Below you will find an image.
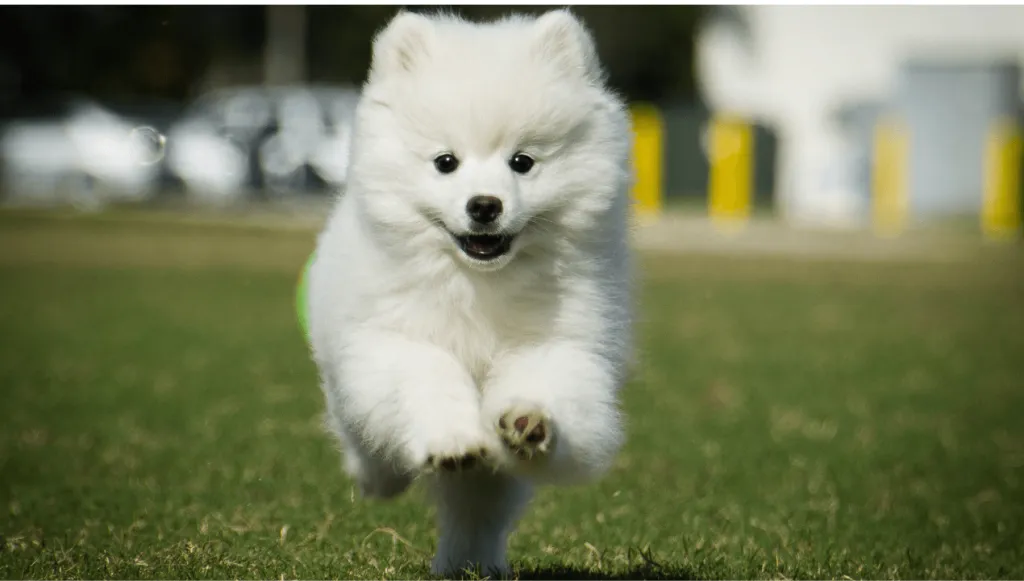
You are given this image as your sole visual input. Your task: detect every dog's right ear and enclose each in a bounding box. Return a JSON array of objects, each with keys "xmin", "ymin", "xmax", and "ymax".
[{"xmin": 368, "ymin": 10, "xmax": 435, "ymax": 82}]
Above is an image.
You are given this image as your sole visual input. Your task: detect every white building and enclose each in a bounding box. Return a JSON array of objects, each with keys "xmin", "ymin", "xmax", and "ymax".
[{"xmin": 696, "ymin": 5, "xmax": 1024, "ymax": 228}]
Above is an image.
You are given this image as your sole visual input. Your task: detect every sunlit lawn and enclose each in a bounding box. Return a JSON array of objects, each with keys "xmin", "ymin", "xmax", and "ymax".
[{"xmin": 1, "ymin": 210, "xmax": 1022, "ymax": 579}]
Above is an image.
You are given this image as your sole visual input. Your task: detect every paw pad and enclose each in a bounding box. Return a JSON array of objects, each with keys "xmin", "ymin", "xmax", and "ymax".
[
  {"xmin": 497, "ymin": 408, "xmax": 552, "ymax": 459},
  {"xmin": 424, "ymin": 448, "xmax": 488, "ymax": 473}
]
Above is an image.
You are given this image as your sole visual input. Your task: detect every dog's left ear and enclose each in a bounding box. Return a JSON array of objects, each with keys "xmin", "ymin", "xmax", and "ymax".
[{"xmin": 532, "ymin": 10, "xmax": 604, "ymax": 85}]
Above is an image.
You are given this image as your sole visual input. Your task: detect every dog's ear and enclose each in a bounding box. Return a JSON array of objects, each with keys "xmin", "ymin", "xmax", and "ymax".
[
  {"xmin": 532, "ymin": 10, "xmax": 604, "ymax": 85},
  {"xmin": 369, "ymin": 10, "xmax": 435, "ymax": 81}
]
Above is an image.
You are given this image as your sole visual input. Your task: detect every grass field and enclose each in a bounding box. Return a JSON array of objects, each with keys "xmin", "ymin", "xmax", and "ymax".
[{"xmin": 1, "ymin": 210, "xmax": 1023, "ymax": 580}]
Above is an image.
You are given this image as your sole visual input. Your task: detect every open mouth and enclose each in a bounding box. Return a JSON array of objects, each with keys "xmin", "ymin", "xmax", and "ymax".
[{"xmin": 453, "ymin": 233, "xmax": 515, "ymax": 261}]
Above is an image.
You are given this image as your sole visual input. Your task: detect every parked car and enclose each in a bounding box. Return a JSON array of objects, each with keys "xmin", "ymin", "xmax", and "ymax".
[
  {"xmin": 0, "ymin": 95, "xmax": 182, "ymax": 210},
  {"xmin": 165, "ymin": 84, "xmax": 361, "ymax": 205}
]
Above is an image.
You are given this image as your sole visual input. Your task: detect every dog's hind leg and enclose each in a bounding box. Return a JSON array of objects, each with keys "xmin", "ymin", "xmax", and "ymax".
[
  {"xmin": 322, "ymin": 376, "xmax": 414, "ymax": 499},
  {"xmin": 338, "ymin": 428, "xmax": 414, "ymax": 499},
  {"xmin": 428, "ymin": 470, "xmax": 533, "ymax": 578}
]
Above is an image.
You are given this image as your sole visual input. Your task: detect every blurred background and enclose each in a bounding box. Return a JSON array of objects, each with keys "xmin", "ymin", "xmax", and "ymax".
[
  {"xmin": 1, "ymin": 4, "xmax": 1021, "ymax": 242},
  {"xmin": 0, "ymin": 5, "xmax": 719, "ymax": 215},
  {"xmin": 2, "ymin": 6, "xmax": 1024, "ymax": 579}
]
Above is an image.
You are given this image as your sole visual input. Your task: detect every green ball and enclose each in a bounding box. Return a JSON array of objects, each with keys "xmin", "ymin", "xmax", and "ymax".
[{"xmin": 296, "ymin": 250, "xmax": 316, "ymax": 341}]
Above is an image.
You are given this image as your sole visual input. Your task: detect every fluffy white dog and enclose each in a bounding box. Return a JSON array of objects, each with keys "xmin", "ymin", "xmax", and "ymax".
[{"xmin": 306, "ymin": 8, "xmax": 634, "ymax": 577}]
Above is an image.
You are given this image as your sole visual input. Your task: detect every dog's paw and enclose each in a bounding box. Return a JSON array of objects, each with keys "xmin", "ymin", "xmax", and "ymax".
[
  {"xmin": 424, "ymin": 447, "xmax": 490, "ymax": 473},
  {"xmin": 497, "ymin": 406, "xmax": 552, "ymax": 459},
  {"xmin": 407, "ymin": 421, "xmax": 499, "ymax": 474}
]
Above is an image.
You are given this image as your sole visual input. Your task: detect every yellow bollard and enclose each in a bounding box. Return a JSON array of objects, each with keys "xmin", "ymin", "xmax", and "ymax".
[
  {"xmin": 707, "ymin": 115, "xmax": 754, "ymax": 233},
  {"xmin": 871, "ymin": 118, "xmax": 910, "ymax": 238},
  {"xmin": 630, "ymin": 104, "xmax": 664, "ymax": 223},
  {"xmin": 981, "ymin": 118, "xmax": 1022, "ymax": 242}
]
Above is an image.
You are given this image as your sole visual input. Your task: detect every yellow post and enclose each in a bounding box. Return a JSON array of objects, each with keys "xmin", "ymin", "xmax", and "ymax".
[
  {"xmin": 630, "ymin": 104, "xmax": 664, "ymax": 222},
  {"xmin": 871, "ymin": 118, "xmax": 910, "ymax": 238},
  {"xmin": 982, "ymin": 118, "xmax": 1022, "ymax": 241},
  {"xmin": 707, "ymin": 115, "xmax": 754, "ymax": 233}
]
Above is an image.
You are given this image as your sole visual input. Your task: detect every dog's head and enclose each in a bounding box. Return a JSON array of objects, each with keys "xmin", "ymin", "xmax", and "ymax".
[{"xmin": 348, "ymin": 10, "xmax": 631, "ymax": 271}]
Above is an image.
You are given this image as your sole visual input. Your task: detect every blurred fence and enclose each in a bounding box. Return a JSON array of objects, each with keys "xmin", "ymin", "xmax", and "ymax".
[{"xmin": 633, "ymin": 59, "xmax": 1024, "ymax": 241}]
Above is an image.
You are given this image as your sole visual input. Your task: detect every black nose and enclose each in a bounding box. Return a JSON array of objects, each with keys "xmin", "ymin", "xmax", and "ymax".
[{"xmin": 466, "ymin": 195, "xmax": 503, "ymax": 224}]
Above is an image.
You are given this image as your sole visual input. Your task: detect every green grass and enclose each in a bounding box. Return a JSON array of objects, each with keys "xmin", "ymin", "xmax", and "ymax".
[{"xmin": 1, "ymin": 211, "xmax": 1023, "ymax": 579}]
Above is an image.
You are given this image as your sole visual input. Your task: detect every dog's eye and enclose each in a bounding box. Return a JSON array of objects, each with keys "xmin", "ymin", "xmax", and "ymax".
[
  {"xmin": 509, "ymin": 153, "xmax": 535, "ymax": 174},
  {"xmin": 433, "ymin": 153, "xmax": 459, "ymax": 174}
]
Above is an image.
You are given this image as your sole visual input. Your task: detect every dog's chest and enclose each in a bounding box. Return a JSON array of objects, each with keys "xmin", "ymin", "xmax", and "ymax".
[{"xmin": 378, "ymin": 276, "xmax": 556, "ymax": 382}]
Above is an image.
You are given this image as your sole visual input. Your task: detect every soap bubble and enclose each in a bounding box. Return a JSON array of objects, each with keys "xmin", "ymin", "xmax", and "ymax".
[{"xmin": 129, "ymin": 126, "xmax": 167, "ymax": 165}]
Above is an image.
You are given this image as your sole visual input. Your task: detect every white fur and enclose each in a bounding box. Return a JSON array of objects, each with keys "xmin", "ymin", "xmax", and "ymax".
[{"xmin": 306, "ymin": 9, "xmax": 634, "ymax": 577}]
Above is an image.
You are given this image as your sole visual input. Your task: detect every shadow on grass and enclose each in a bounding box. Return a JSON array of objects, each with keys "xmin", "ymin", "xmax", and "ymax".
[
  {"xmin": 513, "ymin": 564, "xmax": 700, "ymax": 580},
  {"xmin": 433, "ymin": 555, "xmax": 701, "ymax": 581},
  {"xmin": 428, "ymin": 547, "xmax": 702, "ymax": 580},
  {"xmin": 509, "ymin": 545, "xmax": 701, "ymax": 580}
]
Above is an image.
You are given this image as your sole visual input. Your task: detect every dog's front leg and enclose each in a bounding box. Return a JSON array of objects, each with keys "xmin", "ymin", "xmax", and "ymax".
[
  {"xmin": 331, "ymin": 330, "xmax": 500, "ymax": 480},
  {"xmin": 481, "ymin": 341, "xmax": 626, "ymax": 486}
]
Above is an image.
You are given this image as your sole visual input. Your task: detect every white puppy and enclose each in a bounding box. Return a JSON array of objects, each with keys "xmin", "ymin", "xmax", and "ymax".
[{"xmin": 306, "ymin": 8, "xmax": 634, "ymax": 577}]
